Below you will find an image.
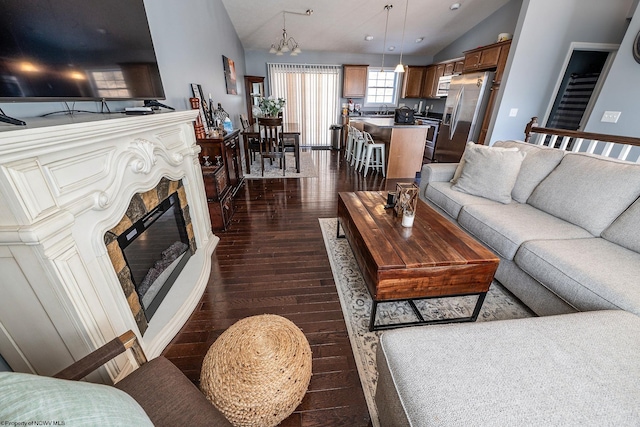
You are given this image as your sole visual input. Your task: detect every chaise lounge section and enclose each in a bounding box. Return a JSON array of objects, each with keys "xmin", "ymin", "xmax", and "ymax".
[{"xmin": 376, "ymin": 310, "xmax": 640, "ymax": 426}]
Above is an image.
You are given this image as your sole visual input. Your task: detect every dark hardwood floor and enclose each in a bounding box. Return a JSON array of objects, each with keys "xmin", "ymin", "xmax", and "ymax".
[{"xmin": 162, "ymin": 149, "xmax": 394, "ymax": 426}]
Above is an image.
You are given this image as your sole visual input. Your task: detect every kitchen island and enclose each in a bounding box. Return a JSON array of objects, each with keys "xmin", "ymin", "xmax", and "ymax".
[{"xmin": 349, "ymin": 117, "xmax": 430, "ymax": 179}]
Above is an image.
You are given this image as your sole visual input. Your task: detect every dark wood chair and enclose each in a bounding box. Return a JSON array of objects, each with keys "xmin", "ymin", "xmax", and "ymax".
[
  {"xmin": 258, "ymin": 117, "xmax": 285, "ymax": 176},
  {"xmin": 54, "ymin": 330, "xmax": 232, "ymax": 426},
  {"xmin": 240, "ymin": 114, "xmax": 260, "ymax": 163}
]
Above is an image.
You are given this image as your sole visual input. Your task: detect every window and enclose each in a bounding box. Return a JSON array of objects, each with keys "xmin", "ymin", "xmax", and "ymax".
[
  {"xmin": 268, "ymin": 63, "xmax": 340, "ymax": 147},
  {"xmin": 365, "ymin": 68, "xmax": 399, "ymax": 106},
  {"xmin": 90, "ymin": 70, "xmax": 130, "ymax": 98}
]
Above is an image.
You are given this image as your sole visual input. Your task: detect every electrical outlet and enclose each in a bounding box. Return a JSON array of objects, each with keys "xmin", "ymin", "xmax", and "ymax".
[
  {"xmin": 509, "ymin": 108, "xmax": 518, "ymax": 117},
  {"xmin": 601, "ymin": 111, "xmax": 621, "ymax": 123}
]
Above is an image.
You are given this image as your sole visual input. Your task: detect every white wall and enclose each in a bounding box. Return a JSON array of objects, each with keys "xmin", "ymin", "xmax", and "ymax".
[
  {"xmin": 245, "ymin": 50, "xmax": 431, "ymax": 95},
  {"xmin": 489, "ymin": 0, "xmax": 633, "ymax": 143},
  {"xmin": 435, "ymin": 0, "xmax": 523, "ymax": 62},
  {"xmin": 0, "ymin": 0, "xmax": 248, "ymax": 129},
  {"xmin": 584, "ymin": 1, "xmax": 640, "ymax": 136},
  {"xmin": 145, "ymin": 0, "xmax": 246, "ymax": 127}
]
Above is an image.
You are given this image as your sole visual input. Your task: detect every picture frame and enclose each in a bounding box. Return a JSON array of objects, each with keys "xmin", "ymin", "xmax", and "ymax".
[
  {"xmin": 222, "ymin": 55, "xmax": 238, "ymax": 95},
  {"xmin": 190, "ymin": 83, "xmax": 212, "ymax": 130}
]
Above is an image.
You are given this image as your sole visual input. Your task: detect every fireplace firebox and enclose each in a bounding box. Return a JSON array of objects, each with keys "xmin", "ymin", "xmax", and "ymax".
[
  {"xmin": 118, "ymin": 192, "xmax": 191, "ymax": 321},
  {"xmin": 105, "ymin": 178, "xmax": 197, "ymax": 335}
]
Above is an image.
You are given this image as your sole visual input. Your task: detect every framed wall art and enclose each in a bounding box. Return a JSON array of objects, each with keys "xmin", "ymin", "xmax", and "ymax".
[
  {"xmin": 190, "ymin": 83, "xmax": 212, "ymax": 130},
  {"xmin": 222, "ymin": 55, "xmax": 237, "ymax": 95}
]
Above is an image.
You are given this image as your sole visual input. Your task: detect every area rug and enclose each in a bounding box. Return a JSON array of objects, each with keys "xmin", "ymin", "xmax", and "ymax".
[
  {"xmin": 318, "ymin": 217, "xmax": 534, "ymax": 427},
  {"xmin": 244, "ymin": 151, "xmax": 317, "ymax": 178}
]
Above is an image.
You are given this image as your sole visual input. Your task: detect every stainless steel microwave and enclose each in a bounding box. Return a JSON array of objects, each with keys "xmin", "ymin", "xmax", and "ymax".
[{"xmin": 436, "ymin": 75, "xmax": 452, "ymax": 97}]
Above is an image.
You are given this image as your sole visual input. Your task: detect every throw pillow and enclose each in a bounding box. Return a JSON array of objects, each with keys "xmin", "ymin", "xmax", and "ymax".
[
  {"xmin": 493, "ymin": 140, "xmax": 565, "ymax": 203},
  {"xmin": 528, "ymin": 153, "xmax": 640, "ymax": 236},
  {"xmin": 452, "ymin": 143, "xmax": 526, "ymax": 204},
  {"xmin": 602, "ymin": 197, "xmax": 640, "ymax": 253},
  {"xmin": 451, "ymin": 141, "xmax": 518, "ymax": 184},
  {"xmin": 0, "ymin": 371, "xmax": 154, "ymax": 426}
]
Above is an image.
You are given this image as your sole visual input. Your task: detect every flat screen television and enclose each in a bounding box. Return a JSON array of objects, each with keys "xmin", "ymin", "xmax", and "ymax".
[{"xmin": 0, "ymin": 0, "xmax": 165, "ymax": 101}]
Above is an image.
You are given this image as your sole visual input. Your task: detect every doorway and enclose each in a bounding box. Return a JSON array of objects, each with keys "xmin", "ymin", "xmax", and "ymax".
[{"xmin": 545, "ymin": 43, "xmax": 618, "ymax": 130}]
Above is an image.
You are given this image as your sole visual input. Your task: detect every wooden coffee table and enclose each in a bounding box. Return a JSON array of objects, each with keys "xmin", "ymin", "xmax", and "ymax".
[{"xmin": 337, "ymin": 191, "xmax": 499, "ymax": 331}]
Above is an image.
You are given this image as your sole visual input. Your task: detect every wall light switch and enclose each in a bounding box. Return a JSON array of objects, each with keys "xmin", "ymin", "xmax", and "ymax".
[
  {"xmin": 509, "ymin": 108, "xmax": 518, "ymax": 117},
  {"xmin": 601, "ymin": 111, "xmax": 621, "ymax": 123}
]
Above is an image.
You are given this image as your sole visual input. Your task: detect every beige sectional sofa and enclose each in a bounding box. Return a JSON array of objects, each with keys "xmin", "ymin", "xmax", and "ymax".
[
  {"xmin": 374, "ymin": 140, "xmax": 640, "ymax": 426},
  {"xmin": 418, "ymin": 140, "xmax": 640, "ymax": 317}
]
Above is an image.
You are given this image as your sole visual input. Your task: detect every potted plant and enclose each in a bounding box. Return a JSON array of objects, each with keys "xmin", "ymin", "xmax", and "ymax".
[{"xmin": 257, "ymin": 96, "xmax": 286, "ymax": 117}]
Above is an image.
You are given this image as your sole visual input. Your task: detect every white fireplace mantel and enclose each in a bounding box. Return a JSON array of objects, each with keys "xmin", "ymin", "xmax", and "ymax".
[{"xmin": 0, "ymin": 111, "xmax": 217, "ymax": 382}]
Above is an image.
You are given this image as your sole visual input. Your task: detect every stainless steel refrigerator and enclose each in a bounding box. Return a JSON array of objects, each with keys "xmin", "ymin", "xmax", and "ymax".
[{"xmin": 434, "ymin": 71, "xmax": 495, "ymax": 163}]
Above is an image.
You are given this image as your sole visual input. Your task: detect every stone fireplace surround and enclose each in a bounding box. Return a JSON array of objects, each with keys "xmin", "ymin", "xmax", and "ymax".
[{"xmin": 0, "ymin": 111, "xmax": 217, "ymax": 383}]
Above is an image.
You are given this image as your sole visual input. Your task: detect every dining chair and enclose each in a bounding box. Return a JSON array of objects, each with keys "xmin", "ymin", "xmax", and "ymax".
[
  {"xmin": 241, "ymin": 114, "xmax": 260, "ymax": 163},
  {"xmin": 258, "ymin": 117, "xmax": 285, "ymax": 176}
]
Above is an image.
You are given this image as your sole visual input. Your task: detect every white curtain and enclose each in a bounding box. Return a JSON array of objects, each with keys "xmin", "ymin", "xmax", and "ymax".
[{"xmin": 267, "ymin": 63, "xmax": 340, "ymax": 147}]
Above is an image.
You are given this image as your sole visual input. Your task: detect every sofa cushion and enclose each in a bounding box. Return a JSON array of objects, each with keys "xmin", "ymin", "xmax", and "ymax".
[
  {"xmin": 527, "ymin": 153, "xmax": 640, "ymax": 236},
  {"xmin": 602, "ymin": 197, "xmax": 640, "ymax": 253},
  {"xmin": 515, "ymin": 238, "xmax": 640, "ymax": 316},
  {"xmin": 375, "ymin": 310, "xmax": 640, "ymax": 427},
  {"xmin": 451, "ymin": 141, "xmax": 518, "ymax": 184},
  {"xmin": 0, "ymin": 371, "xmax": 154, "ymax": 426},
  {"xmin": 425, "ymin": 181, "xmax": 502, "ymax": 220},
  {"xmin": 458, "ymin": 203, "xmax": 593, "ymax": 260},
  {"xmin": 493, "ymin": 140, "xmax": 565, "ymax": 203},
  {"xmin": 452, "ymin": 142, "xmax": 526, "ymax": 204}
]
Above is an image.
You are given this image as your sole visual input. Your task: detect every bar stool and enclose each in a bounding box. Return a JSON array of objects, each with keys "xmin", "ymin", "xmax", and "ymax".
[
  {"xmin": 345, "ymin": 126, "xmax": 355, "ymax": 162},
  {"xmin": 360, "ymin": 131, "xmax": 386, "ymax": 177},
  {"xmin": 350, "ymin": 129, "xmax": 366, "ymax": 170}
]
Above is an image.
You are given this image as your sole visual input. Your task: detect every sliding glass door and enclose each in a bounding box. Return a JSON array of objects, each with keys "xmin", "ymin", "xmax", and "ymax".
[{"xmin": 268, "ymin": 63, "xmax": 340, "ymax": 147}]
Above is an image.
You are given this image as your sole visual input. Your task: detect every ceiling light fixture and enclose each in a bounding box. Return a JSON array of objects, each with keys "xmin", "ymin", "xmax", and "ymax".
[
  {"xmin": 365, "ymin": 35, "xmax": 374, "ymax": 41},
  {"xmin": 269, "ymin": 9, "xmax": 313, "ymax": 56},
  {"xmin": 450, "ymin": 3, "xmax": 461, "ymax": 10},
  {"xmin": 394, "ymin": 0, "xmax": 409, "ymax": 73},
  {"xmin": 415, "ymin": 37, "xmax": 424, "ymax": 43},
  {"xmin": 380, "ymin": 4, "xmax": 392, "ymax": 71}
]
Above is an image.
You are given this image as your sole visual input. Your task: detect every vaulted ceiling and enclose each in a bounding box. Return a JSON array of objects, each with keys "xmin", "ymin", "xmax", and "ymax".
[{"xmin": 221, "ymin": 0, "xmax": 512, "ymax": 57}]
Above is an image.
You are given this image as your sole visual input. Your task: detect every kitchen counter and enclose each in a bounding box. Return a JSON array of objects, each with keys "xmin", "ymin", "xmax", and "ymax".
[
  {"xmin": 349, "ymin": 117, "xmax": 432, "ymax": 128},
  {"xmin": 349, "ymin": 117, "xmax": 429, "ymax": 179}
]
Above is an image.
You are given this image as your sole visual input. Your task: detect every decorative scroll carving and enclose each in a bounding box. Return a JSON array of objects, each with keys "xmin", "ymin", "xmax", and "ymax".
[
  {"xmin": 129, "ymin": 139, "xmax": 157, "ymax": 174},
  {"xmin": 94, "ymin": 191, "xmax": 110, "ymax": 210}
]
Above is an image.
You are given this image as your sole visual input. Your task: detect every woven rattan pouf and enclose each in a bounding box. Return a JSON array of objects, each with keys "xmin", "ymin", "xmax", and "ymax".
[{"xmin": 200, "ymin": 314, "xmax": 312, "ymax": 427}]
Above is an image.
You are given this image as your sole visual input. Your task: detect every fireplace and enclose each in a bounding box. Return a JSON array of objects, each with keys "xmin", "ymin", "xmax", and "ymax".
[
  {"xmin": 105, "ymin": 178, "xmax": 197, "ymax": 335},
  {"xmin": 0, "ymin": 111, "xmax": 218, "ymax": 380}
]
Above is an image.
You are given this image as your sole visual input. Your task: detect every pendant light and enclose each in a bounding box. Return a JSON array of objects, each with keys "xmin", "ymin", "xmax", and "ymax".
[
  {"xmin": 394, "ymin": 0, "xmax": 409, "ymax": 73},
  {"xmin": 269, "ymin": 10, "xmax": 313, "ymax": 56},
  {"xmin": 380, "ymin": 5, "xmax": 392, "ymax": 72}
]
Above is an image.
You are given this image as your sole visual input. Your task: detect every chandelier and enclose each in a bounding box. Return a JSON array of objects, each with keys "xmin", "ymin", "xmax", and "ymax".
[{"xmin": 269, "ymin": 10, "xmax": 313, "ymax": 56}]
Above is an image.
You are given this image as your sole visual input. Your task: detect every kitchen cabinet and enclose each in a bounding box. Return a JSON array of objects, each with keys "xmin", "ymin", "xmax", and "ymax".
[
  {"xmin": 444, "ymin": 62, "xmax": 455, "ymax": 76},
  {"xmin": 421, "ymin": 64, "xmax": 444, "ymax": 98},
  {"xmin": 463, "ymin": 40, "xmax": 511, "ymax": 73},
  {"xmin": 197, "ymin": 130, "xmax": 244, "ymax": 231},
  {"xmin": 402, "ymin": 66, "xmax": 426, "ymax": 98},
  {"xmin": 342, "ymin": 64, "xmax": 368, "ymax": 98},
  {"xmin": 443, "ymin": 59, "xmax": 464, "ymax": 76},
  {"xmin": 453, "ymin": 60, "xmax": 464, "ymax": 74}
]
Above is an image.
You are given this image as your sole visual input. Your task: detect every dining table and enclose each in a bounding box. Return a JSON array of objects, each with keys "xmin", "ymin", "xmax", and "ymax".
[{"xmin": 241, "ymin": 122, "xmax": 301, "ymax": 173}]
